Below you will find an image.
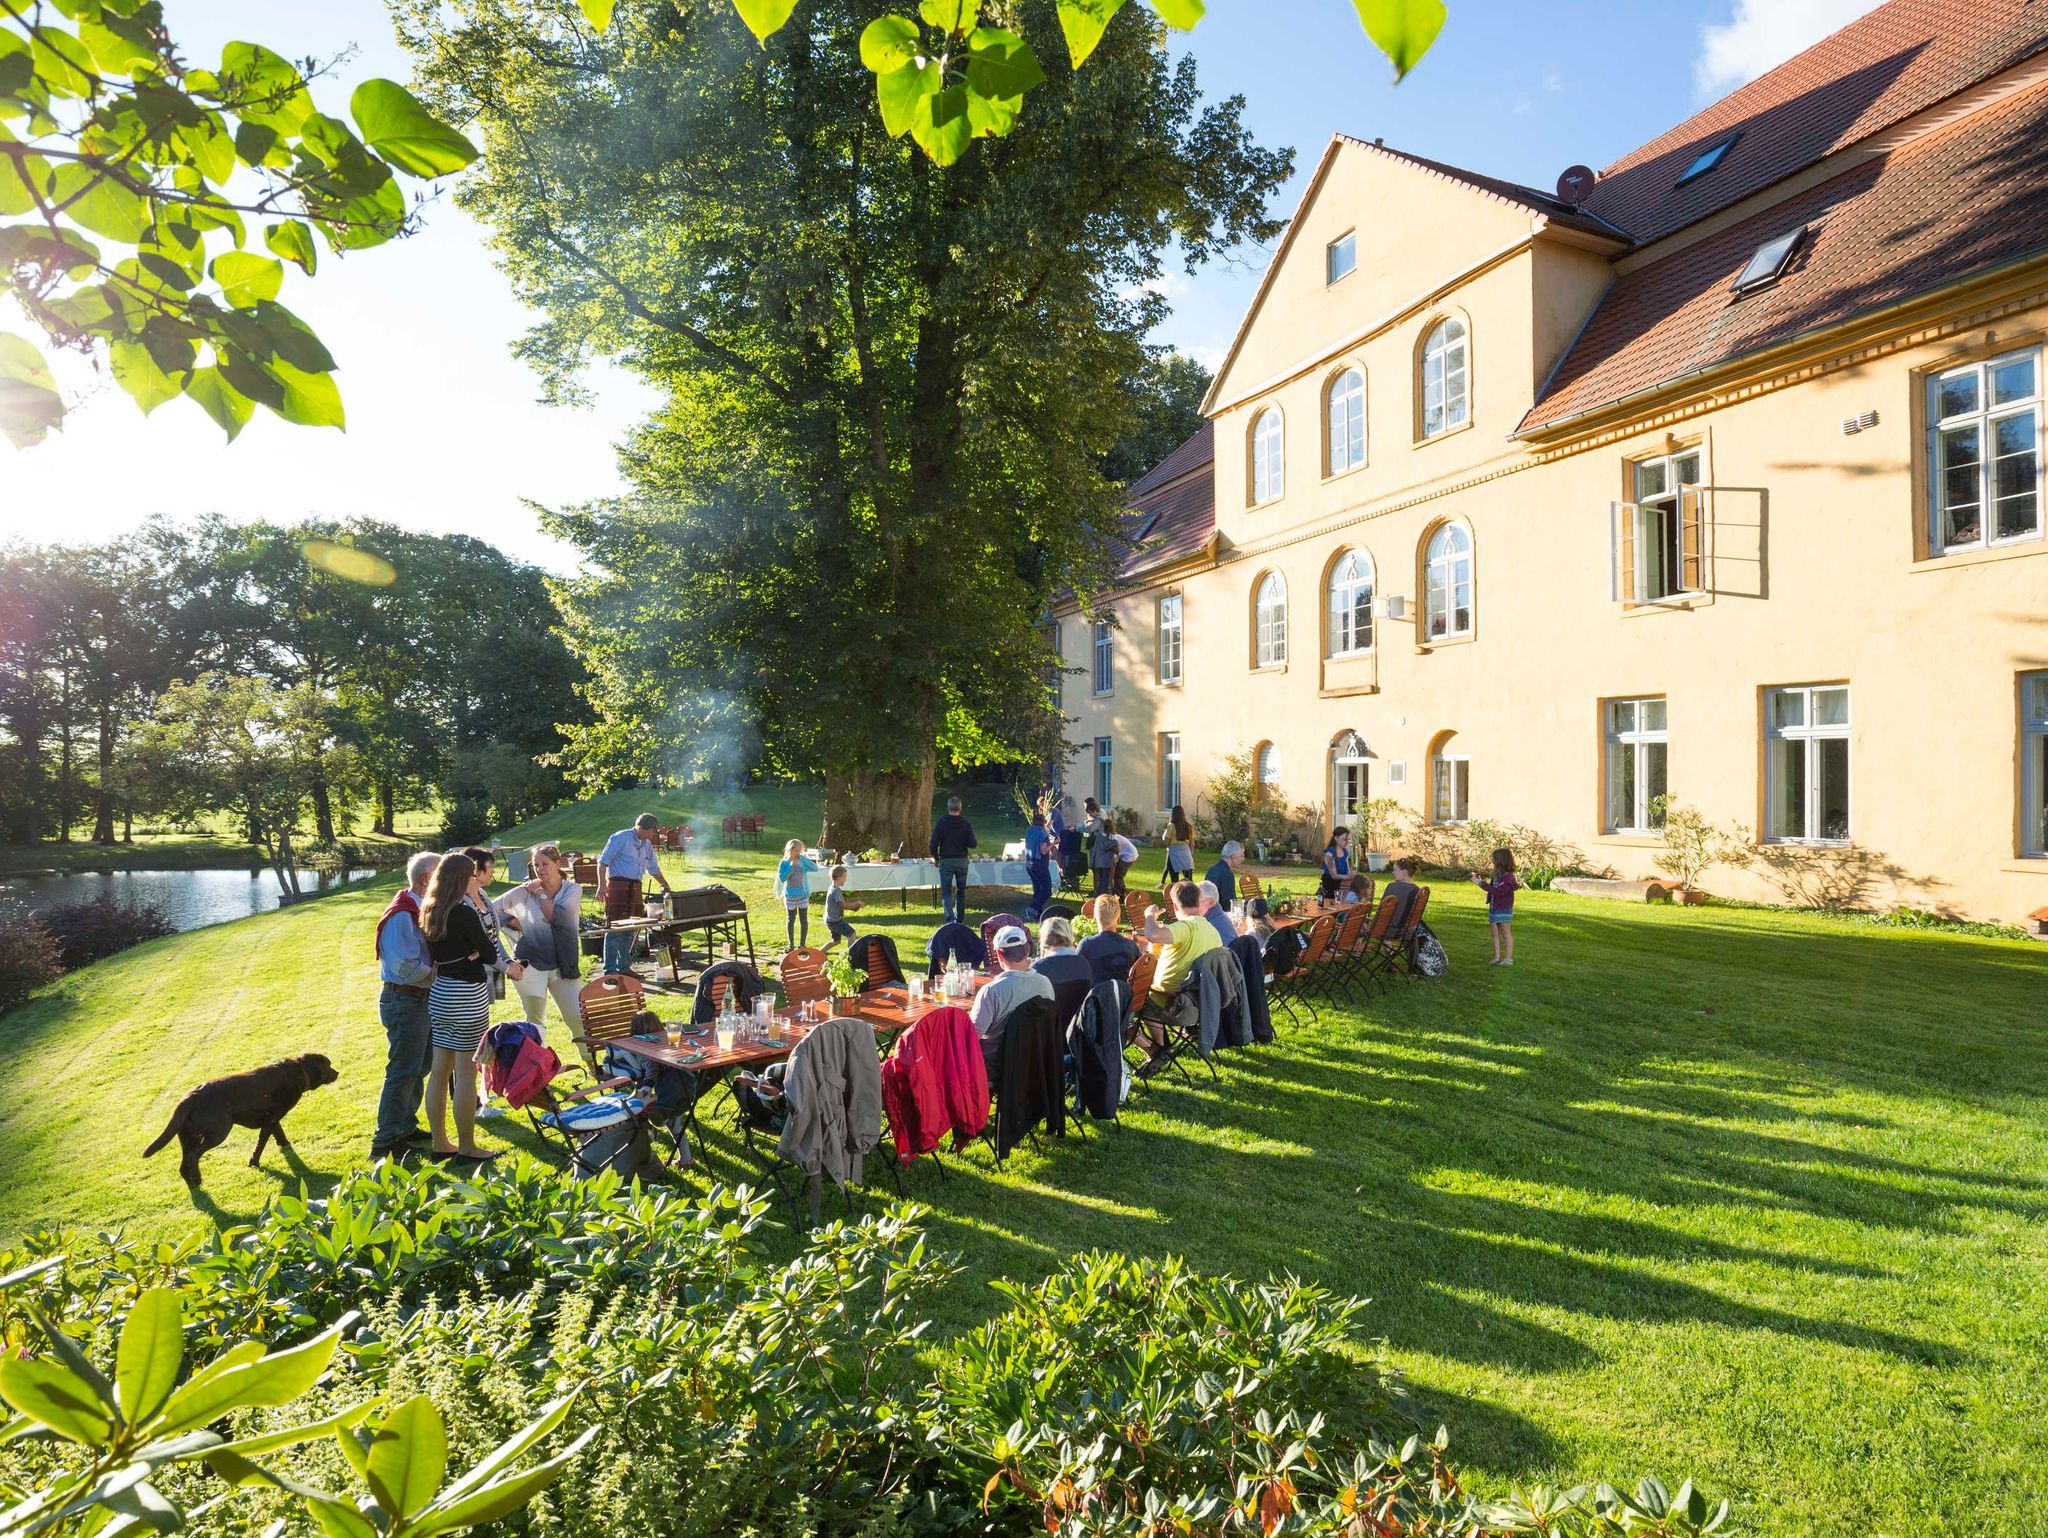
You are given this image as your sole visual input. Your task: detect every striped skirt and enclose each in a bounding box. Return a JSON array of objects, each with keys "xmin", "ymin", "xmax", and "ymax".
[{"xmin": 428, "ymin": 975, "xmax": 492, "ymax": 1055}]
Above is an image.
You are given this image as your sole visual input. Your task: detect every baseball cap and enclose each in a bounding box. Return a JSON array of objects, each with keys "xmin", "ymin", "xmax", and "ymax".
[{"xmin": 994, "ymin": 925, "xmax": 1029, "ymax": 955}]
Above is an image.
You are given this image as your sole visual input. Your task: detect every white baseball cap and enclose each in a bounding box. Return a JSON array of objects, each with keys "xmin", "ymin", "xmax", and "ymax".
[{"xmin": 994, "ymin": 925, "xmax": 1029, "ymax": 953}]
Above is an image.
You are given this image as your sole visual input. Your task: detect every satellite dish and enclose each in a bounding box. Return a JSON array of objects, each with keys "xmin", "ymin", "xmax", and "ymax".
[{"xmin": 1555, "ymin": 164, "xmax": 1597, "ymax": 206}]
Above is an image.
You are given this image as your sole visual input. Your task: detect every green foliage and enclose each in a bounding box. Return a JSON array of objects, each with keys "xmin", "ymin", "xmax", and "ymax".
[
  {"xmin": 1406, "ymin": 817, "xmax": 1600, "ymax": 880},
  {"xmin": 1195, "ymin": 745, "xmax": 1293, "ymax": 849},
  {"xmin": 406, "ymin": 0, "xmax": 1288, "ymax": 847},
  {"xmin": 1650, "ymin": 796, "xmax": 1750, "ymax": 892},
  {"xmin": 0, "ymin": 898, "xmax": 61, "ymax": 1014},
  {"xmin": 636, "ymin": 0, "xmax": 1449, "ymax": 162},
  {"xmin": 824, "ymin": 951, "xmax": 866, "ymax": 998},
  {"xmin": 0, "ymin": 9, "xmax": 477, "ymax": 446}
]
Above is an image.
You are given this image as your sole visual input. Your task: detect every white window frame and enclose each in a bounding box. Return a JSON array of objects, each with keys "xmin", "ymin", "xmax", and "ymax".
[
  {"xmin": 1764, "ymin": 685, "xmax": 1851, "ymax": 845},
  {"xmin": 1421, "ymin": 318, "xmax": 1468, "ymax": 439},
  {"xmin": 1251, "ymin": 407, "xmax": 1284, "ymax": 506},
  {"xmin": 1094, "ymin": 736, "xmax": 1113, "ymax": 808},
  {"xmin": 1327, "ymin": 367, "xmax": 1365, "ymax": 474},
  {"xmin": 1619, "ymin": 448, "xmax": 1705, "ymax": 602},
  {"xmin": 1326, "ymin": 548, "xmax": 1374, "ymax": 657},
  {"xmin": 1254, "ymin": 572, "xmax": 1287, "ymax": 669},
  {"xmin": 1161, "ymin": 731, "xmax": 1182, "ymax": 813},
  {"xmin": 1327, "ymin": 230, "xmax": 1356, "ymax": 284},
  {"xmin": 1926, "ymin": 346, "xmax": 2043, "ymax": 555},
  {"xmin": 1431, "ymin": 753, "xmax": 1470, "ymax": 825},
  {"xmin": 1157, "ymin": 593, "xmax": 1183, "ymax": 686},
  {"xmin": 1423, "ymin": 522, "xmax": 1473, "ymax": 641},
  {"xmin": 1092, "ymin": 618, "xmax": 1113, "ymax": 696},
  {"xmin": 1603, "ymin": 697, "xmax": 1669, "ymax": 834},
  {"xmin": 1332, "ymin": 744, "xmax": 1368, "ymax": 820},
  {"xmin": 2023, "ymin": 672, "xmax": 2048, "ymax": 857}
]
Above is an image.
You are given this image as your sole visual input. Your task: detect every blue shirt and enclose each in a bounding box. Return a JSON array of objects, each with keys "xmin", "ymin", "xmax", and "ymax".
[
  {"xmin": 1205, "ymin": 858, "xmax": 1237, "ymax": 911},
  {"xmin": 1024, "ymin": 826, "xmax": 1050, "ymax": 865},
  {"xmin": 778, "ymin": 856, "xmax": 818, "ymax": 899},
  {"xmin": 377, "ymin": 899, "xmax": 434, "ymax": 987},
  {"xmin": 1204, "ymin": 908, "xmax": 1238, "ymax": 950},
  {"xmin": 599, "ymin": 827, "xmax": 662, "ymax": 881}
]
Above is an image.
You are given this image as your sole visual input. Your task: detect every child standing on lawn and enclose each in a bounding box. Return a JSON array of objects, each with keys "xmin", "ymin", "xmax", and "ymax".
[
  {"xmin": 1472, "ymin": 848, "xmax": 1523, "ymax": 965},
  {"xmin": 823, "ymin": 864, "xmax": 862, "ymax": 949},
  {"xmin": 775, "ymin": 839, "xmax": 819, "ymax": 949}
]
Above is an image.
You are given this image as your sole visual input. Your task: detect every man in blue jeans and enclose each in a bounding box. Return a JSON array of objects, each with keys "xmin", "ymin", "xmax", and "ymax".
[
  {"xmin": 928, "ymin": 795, "xmax": 977, "ymax": 924},
  {"xmin": 370, "ymin": 851, "xmax": 440, "ymax": 1160},
  {"xmin": 598, "ymin": 813, "xmax": 673, "ymax": 974}
]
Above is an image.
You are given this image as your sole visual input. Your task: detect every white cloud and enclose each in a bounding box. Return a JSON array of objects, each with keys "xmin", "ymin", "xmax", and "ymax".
[{"xmin": 1694, "ymin": 0, "xmax": 1883, "ymax": 99}]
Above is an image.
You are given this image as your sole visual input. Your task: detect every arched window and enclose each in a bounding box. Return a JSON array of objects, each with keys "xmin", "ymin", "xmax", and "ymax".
[
  {"xmin": 1326, "ymin": 367, "xmax": 1365, "ymax": 474},
  {"xmin": 1251, "ymin": 407, "xmax": 1284, "ymax": 505},
  {"xmin": 1420, "ymin": 318, "xmax": 1468, "ymax": 438},
  {"xmin": 1254, "ymin": 572, "xmax": 1287, "ymax": 668},
  {"xmin": 1326, "ymin": 548, "xmax": 1374, "ymax": 656},
  {"xmin": 1423, "ymin": 522, "xmax": 1473, "ymax": 640},
  {"xmin": 1257, "ymin": 741, "xmax": 1282, "ymax": 803},
  {"xmin": 1430, "ymin": 732, "xmax": 1470, "ymax": 824}
]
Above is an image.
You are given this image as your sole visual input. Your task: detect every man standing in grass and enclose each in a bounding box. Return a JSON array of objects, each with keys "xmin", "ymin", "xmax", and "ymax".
[
  {"xmin": 929, "ymin": 795, "xmax": 977, "ymax": 925},
  {"xmin": 598, "ymin": 813, "xmax": 673, "ymax": 975},
  {"xmin": 371, "ymin": 851, "xmax": 439, "ymax": 1161}
]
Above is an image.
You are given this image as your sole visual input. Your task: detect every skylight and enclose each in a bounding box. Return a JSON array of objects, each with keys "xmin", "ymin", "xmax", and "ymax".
[
  {"xmin": 1733, "ymin": 226, "xmax": 1806, "ymax": 293},
  {"xmin": 1677, "ymin": 133, "xmax": 1739, "ymax": 185}
]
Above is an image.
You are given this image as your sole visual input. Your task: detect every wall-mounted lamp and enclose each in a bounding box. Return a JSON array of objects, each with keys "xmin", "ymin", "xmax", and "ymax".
[{"xmin": 1377, "ymin": 594, "xmax": 1409, "ymax": 621}]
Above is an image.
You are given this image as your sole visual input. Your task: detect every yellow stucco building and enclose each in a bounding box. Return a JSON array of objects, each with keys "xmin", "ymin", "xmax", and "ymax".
[{"xmin": 1055, "ymin": 0, "xmax": 2048, "ymax": 922}]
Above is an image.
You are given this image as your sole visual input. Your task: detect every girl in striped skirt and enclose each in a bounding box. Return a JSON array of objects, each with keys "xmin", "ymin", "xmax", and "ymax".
[{"xmin": 420, "ymin": 852, "xmax": 508, "ymax": 1164}]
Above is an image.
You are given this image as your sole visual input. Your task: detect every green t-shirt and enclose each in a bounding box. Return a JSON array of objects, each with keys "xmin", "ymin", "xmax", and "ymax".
[{"xmin": 1155, "ymin": 915, "xmax": 1222, "ymax": 995}]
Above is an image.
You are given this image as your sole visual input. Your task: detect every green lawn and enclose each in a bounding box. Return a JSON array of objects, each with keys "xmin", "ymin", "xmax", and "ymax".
[
  {"xmin": 2, "ymin": 806, "xmax": 442, "ymax": 874},
  {"xmin": 2, "ymin": 786, "xmax": 2043, "ymax": 1535}
]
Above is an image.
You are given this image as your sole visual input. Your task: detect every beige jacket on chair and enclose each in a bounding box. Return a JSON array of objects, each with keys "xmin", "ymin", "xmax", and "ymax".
[{"xmin": 777, "ymin": 1014, "xmax": 884, "ymax": 1187}]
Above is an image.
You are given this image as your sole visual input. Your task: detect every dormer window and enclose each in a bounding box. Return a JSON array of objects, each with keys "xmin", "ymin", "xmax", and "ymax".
[
  {"xmin": 1677, "ymin": 133, "xmax": 1738, "ymax": 185},
  {"xmin": 1733, "ymin": 226, "xmax": 1805, "ymax": 294},
  {"xmin": 1327, "ymin": 231, "xmax": 1356, "ymax": 284}
]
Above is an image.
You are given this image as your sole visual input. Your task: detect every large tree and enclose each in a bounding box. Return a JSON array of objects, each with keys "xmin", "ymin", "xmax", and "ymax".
[{"xmin": 399, "ymin": 0, "xmax": 1287, "ymax": 848}]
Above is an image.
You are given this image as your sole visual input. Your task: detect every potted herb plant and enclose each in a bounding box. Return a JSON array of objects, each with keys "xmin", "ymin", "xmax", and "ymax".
[
  {"xmin": 823, "ymin": 952, "xmax": 865, "ymax": 1008},
  {"xmin": 1355, "ymin": 797, "xmax": 1406, "ymax": 872}
]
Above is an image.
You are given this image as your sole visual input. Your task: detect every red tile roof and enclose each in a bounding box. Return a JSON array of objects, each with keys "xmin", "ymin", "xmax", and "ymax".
[
  {"xmin": 1578, "ymin": 0, "xmax": 2048, "ymax": 246},
  {"xmin": 1117, "ymin": 424, "xmax": 1214, "ymax": 581},
  {"xmin": 1521, "ymin": 78, "xmax": 2048, "ymax": 433}
]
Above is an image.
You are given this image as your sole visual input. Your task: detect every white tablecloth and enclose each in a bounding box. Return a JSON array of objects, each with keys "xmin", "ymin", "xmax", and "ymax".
[{"xmin": 828, "ymin": 858, "xmax": 1031, "ymax": 892}]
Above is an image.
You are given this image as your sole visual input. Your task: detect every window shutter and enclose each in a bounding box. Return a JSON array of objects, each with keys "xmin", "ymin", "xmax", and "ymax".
[
  {"xmin": 1611, "ymin": 501, "xmax": 1638, "ymax": 604},
  {"xmin": 1681, "ymin": 486, "xmax": 1705, "ymax": 592}
]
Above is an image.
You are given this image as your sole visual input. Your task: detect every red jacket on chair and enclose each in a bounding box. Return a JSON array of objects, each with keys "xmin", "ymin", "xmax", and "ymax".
[{"xmin": 880, "ymin": 1005, "xmax": 989, "ymax": 1161}]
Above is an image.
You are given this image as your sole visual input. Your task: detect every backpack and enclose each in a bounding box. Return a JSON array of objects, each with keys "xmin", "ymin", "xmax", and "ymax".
[
  {"xmin": 1409, "ymin": 922, "xmax": 1449, "ymax": 978},
  {"xmin": 480, "ymin": 1022, "xmax": 562, "ymax": 1109},
  {"xmin": 733, "ymin": 1063, "xmax": 790, "ymax": 1134}
]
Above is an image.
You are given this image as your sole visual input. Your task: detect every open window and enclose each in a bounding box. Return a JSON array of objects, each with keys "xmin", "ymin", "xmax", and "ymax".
[{"xmin": 1612, "ymin": 448, "xmax": 1705, "ymax": 603}]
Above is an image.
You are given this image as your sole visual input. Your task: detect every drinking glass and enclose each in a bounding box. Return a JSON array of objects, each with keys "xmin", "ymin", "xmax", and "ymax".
[
  {"xmin": 664, "ymin": 1021, "xmax": 682, "ymax": 1048},
  {"xmin": 715, "ymin": 1023, "xmax": 737, "ymax": 1053}
]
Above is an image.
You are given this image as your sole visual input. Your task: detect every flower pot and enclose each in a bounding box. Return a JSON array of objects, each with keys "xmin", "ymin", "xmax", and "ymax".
[
  {"xmin": 1365, "ymin": 851, "xmax": 1389, "ymax": 872},
  {"xmin": 1678, "ymin": 886, "xmax": 1708, "ymax": 906}
]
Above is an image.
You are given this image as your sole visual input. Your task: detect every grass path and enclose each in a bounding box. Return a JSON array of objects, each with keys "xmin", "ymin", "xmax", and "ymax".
[{"xmin": 1, "ymin": 787, "xmax": 2042, "ymax": 1535}]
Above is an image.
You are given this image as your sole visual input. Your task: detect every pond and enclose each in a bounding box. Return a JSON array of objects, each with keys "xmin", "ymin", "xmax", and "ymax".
[{"xmin": 1, "ymin": 867, "xmax": 381, "ymax": 936}]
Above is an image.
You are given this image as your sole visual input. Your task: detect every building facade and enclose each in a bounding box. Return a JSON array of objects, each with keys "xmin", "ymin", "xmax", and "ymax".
[{"xmin": 1056, "ymin": 0, "xmax": 2048, "ymax": 922}]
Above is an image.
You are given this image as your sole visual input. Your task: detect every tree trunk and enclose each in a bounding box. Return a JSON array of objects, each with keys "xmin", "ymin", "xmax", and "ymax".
[
  {"xmin": 56, "ymin": 665, "xmax": 72, "ymax": 842},
  {"xmin": 822, "ymin": 751, "xmax": 936, "ymax": 855},
  {"xmin": 92, "ymin": 699, "xmax": 115, "ymax": 844},
  {"xmin": 312, "ymin": 777, "xmax": 335, "ymax": 845},
  {"xmin": 375, "ymin": 778, "xmax": 395, "ymax": 837}
]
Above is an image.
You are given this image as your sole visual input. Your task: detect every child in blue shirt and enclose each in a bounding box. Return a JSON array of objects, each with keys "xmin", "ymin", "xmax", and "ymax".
[{"xmin": 776, "ymin": 839, "xmax": 820, "ymax": 949}]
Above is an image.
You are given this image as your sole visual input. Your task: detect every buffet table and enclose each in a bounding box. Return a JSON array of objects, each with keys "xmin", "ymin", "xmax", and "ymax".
[{"xmin": 809, "ymin": 854, "xmax": 1032, "ymax": 908}]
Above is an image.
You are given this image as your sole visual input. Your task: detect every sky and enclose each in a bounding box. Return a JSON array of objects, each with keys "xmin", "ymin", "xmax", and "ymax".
[{"xmin": 0, "ymin": 0, "xmax": 1881, "ymax": 570}]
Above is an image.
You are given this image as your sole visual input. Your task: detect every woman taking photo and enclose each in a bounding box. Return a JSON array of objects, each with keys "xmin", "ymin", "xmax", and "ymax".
[
  {"xmin": 421, "ymin": 852, "xmax": 509, "ymax": 1164},
  {"xmin": 1320, "ymin": 827, "xmax": 1353, "ymax": 902}
]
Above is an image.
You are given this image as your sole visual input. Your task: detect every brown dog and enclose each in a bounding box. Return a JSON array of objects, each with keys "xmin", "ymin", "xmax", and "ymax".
[{"xmin": 143, "ymin": 1053, "xmax": 340, "ymax": 1187}]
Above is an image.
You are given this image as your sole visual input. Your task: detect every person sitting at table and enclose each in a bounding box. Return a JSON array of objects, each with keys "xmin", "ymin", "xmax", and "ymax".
[
  {"xmin": 1242, "ymin": 896, "xmax": 1279, "ymax": 951},
  {"xmin": 1134, "ymin": 883, "xmax": 1221, "ymax": 1067},
  {"xmin": 1078, "ymin": 893, "xmax": 1140, "ymax": 985},
  {"xmin": 1205, "ymin": 841, "xmax": 1244, "ymax": 912},
  {"xmin": 968, "ymin": 924, "xmax": 1053, "ymax": 1075},
  {"xmin": 1196, "ymin": 880, "xmax": 1238, "ymax": 950},
  {"xmin": 1343, "ymin": 871, "xmax": 1372, "ymax": 904},
  {"xmin": 1383, "ymin": 856, "xmax": 1422, "ymax": 915},
  {"xmin": 1032, "ymin": 915, "xmax": 1094, "ymax": 1027},
  {"xmin": 598, "ymin": 814, "xmax": 674, "ymax": 975}
]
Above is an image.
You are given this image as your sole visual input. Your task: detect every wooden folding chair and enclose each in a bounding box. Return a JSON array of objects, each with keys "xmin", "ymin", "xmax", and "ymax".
[
  {"xmin": 1236, "ymin": 872, "xmax": 1264, "ymax": 902},
  {"xmin": 778, "ymin": 947, "xmax": 831, "ymax": 1011},
  {"xmin": 1315, "ymin": 901, "xmax": 1376, "ymax": 999},
  {"xmin": 571, "ymin": 973, "xmax": 646, "ymax": 1075},
  {"xmin": 1121, "ymin": 889, "xmax": 1159, "ymax": 932},
  {"xmin": 1357, "ymin": 890, "xmax": 1425, "ymax": 992},
  {"xmin": 1387, "ymin": 888, "xmax": 1434, "ymax": 982},
  {"xmin": 1269, "ymin": 914, "xmax": 1337, "ymax": 1025},
  {"xmin": 851, "ymin": 934, "xmax": 907, "ymax": 989}
]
